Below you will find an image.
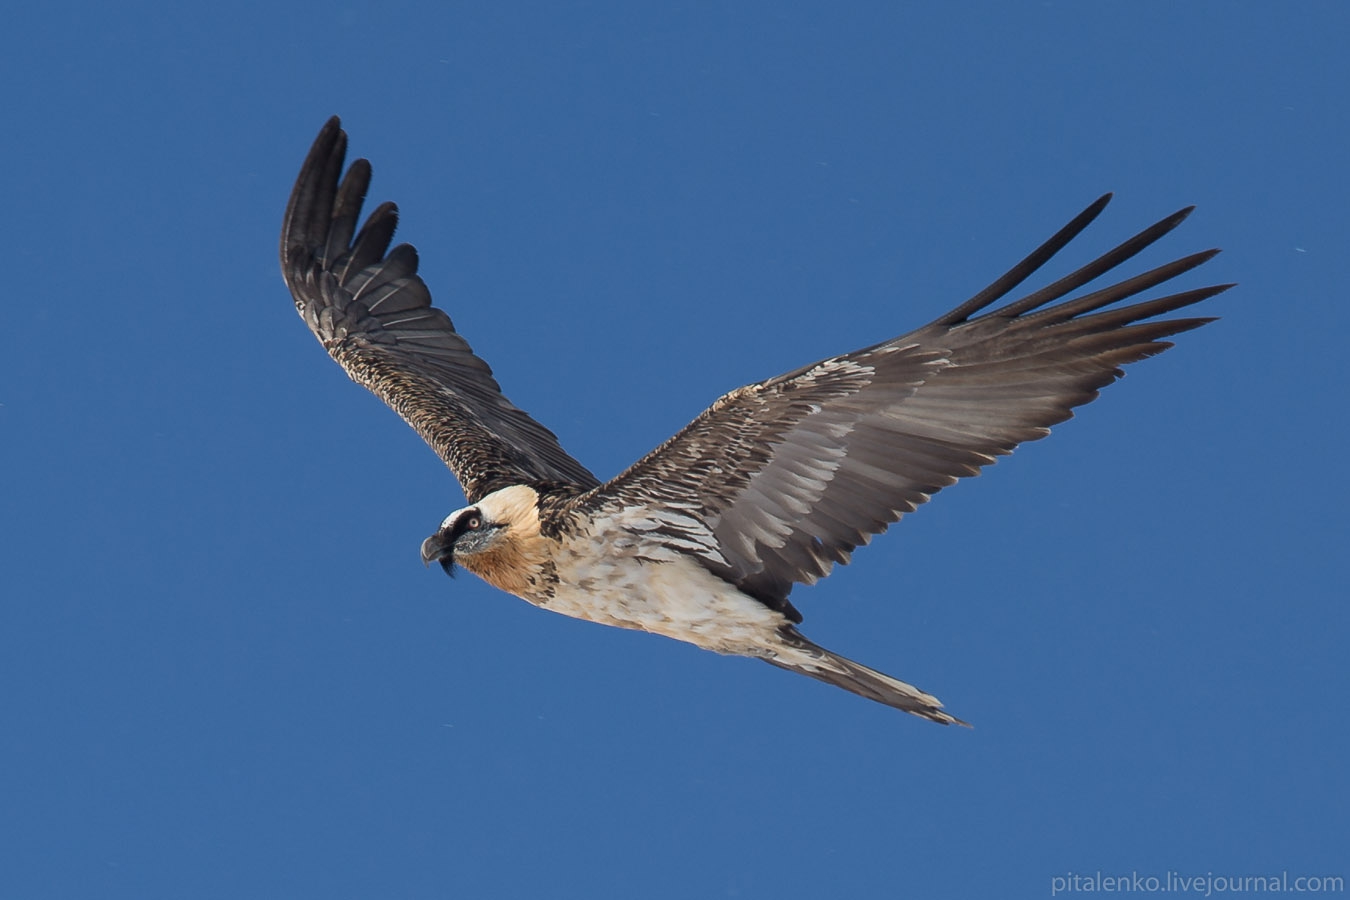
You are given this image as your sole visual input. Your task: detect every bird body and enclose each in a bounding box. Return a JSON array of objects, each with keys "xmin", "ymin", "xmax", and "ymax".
[
  {"xmin": 467, "ymin": 484, "xmax": 788, "ymax": 647},
  {"xmin": 281, "ymin": 117, "xmax": 1229, "ymax": 724}
]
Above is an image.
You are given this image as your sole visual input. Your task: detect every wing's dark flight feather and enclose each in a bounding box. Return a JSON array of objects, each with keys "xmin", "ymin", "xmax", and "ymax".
[
  {"xmin": 281, "ymin": 117, "xmax": 599, "ymax": 502},
  {"xmin": 975, "ymin": 205, "xmax": 1197, "ymax": 324},
  {"xmin": 582, "ymin": 196, "xmax": 1227, "ymax": 618},
  {"xmin": 932, "ymin": 194, "xmax": 1114, "ymax": 326}
]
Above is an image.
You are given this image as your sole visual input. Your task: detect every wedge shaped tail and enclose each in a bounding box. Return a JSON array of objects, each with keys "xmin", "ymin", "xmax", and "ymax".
[{"xmin": 766, "ymin": 627, "xmax": 969, "ymax": 725}]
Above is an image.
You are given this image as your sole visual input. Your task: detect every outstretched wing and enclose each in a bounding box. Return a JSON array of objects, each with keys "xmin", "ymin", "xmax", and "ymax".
[
  {"xmin": 584, "ymin": 195, "xmax": 1229, "ymax": 619},
  {"xmin": 280, "ymin": 117, "xmax": 599, "ymax": 502}
]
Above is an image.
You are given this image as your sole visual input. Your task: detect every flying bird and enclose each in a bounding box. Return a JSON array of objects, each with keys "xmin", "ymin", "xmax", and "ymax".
[{"xmin": 280, "ymin": 117, "xmax": 1228, "ymax": 724}]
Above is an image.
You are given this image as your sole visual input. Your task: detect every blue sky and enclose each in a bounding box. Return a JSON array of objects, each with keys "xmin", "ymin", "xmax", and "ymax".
[{"xmin": 2, "ymin": 3, "xmax": 1346, "ymax": 898}]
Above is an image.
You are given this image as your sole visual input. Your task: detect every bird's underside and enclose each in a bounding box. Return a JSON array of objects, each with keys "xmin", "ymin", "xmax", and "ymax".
[{"xmin": 281, "ymin": 116, "xmax": 1229, "ymax": 724}]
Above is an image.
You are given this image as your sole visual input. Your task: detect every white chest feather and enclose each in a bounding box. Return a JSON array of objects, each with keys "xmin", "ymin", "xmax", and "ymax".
[{"xmin": 536, "ymin": 511, "xmax": 789, "ymax": 657}]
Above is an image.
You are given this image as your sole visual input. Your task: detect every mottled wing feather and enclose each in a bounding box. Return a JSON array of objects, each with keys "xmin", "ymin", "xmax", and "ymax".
[
  {"xmin": 586, "ymin": 195, "xmax": 1229, "ymax": 615},
  {"xmin": 280, "ymin": 117, "xmax": 600, "ymax": 502}
]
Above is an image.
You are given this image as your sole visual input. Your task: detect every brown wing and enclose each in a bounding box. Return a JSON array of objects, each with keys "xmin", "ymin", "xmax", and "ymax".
[
  {"xmin": 584, "ymin": 195, "xmax": 1230, "ymax": 619},
  {"xmin": 280, "ymin": 117, "xmax": 599, "ymax": 502}
]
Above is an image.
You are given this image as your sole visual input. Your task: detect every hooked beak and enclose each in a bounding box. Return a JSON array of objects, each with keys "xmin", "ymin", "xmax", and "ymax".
[{"xmin": 420, "ymin": 531, "xmax": 455, "ymax": 574}]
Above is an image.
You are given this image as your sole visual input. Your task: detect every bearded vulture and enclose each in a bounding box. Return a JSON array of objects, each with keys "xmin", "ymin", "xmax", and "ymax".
[{"xmin": 280, "ymin": 117, "xmax": 1228, "ymax": 724}]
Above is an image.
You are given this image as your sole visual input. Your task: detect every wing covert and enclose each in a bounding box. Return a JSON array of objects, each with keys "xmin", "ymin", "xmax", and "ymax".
[{"xmin": 280, "ymin": 117, "xmax": 599, "ymax": 502}]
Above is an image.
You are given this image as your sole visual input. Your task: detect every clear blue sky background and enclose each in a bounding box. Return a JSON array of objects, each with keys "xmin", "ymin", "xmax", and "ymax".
[{"xmin": 2, "ymin": 3, "xmax": 1346, "ymax": 898}]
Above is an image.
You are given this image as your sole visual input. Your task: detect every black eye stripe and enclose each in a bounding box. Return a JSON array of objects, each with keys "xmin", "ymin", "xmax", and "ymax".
[{"xmin": 447, "ymin": 509, "xmax": 482, "ymax": 541}]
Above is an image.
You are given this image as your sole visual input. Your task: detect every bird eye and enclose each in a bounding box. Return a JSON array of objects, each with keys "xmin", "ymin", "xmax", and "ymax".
[{"xmin": 465, "ymin": 515, "xmax": 481, "ymax": 530}]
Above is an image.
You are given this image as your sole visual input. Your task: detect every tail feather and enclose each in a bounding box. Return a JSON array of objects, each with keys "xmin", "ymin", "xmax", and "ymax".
[{"xmin": 766, "ymin": 627, "xmax": 969, "ymax": 726}]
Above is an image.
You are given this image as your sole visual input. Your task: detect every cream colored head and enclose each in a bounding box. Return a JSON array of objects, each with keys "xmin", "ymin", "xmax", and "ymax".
[
  {"xmin": 419, "ymin": 485, "xmax": 548, "ymax": 598},
  {"xmin": 466, "ymin": 484, "xmax": 543, "ymax": 535}
]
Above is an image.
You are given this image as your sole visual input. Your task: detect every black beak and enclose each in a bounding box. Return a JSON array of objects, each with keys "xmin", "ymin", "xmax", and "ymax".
[{"xmin": 420, "ymin": 531, "xmax": 455, "ymax": 574}]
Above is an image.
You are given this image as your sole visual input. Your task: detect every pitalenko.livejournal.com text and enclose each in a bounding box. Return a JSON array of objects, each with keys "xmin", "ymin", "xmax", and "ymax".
[{"xmin": 1050, "ymin": 871, "xmax": 1344, "ymax": 896}]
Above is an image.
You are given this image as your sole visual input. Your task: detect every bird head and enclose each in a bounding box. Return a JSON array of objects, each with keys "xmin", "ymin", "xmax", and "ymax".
[{"xmin": 420, "ymin": 505, "xmax": 505, "ymax": 575}]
